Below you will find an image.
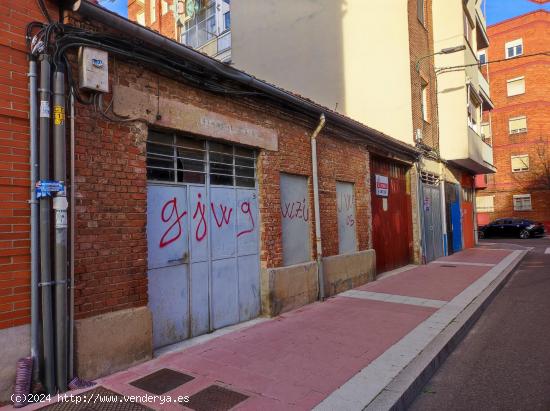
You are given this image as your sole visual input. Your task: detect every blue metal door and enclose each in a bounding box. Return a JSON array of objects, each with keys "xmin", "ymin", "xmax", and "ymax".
[
  {"xmin": 146, "ymin": 133, "xmax": 260, "ymax": 349},
  {"xmin": 147, "ymin": 185, "xmax": 190, "ymax": 348},
  {"xmin": 451, "ymin": 200, "xmax": 463, "ymax": 253}
]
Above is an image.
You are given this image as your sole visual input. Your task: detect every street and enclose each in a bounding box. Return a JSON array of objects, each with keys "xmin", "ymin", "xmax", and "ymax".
[{"xmin": 409, "ymin": 237, "xmax": 550, "ymax": 411}]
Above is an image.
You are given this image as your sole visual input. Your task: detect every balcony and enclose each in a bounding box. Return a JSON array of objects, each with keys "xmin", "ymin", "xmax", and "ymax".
[
  {"xmin": 450, "ymin": 127, "xmax": 496, "ymax": 174},
  {"xmin": 197, "ymin": 30, "xmax": 231, "ymax": 60}
]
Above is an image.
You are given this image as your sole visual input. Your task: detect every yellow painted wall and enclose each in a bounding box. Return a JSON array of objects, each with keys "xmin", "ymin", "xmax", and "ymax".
[{"xmin": 232, "ymin": 0, "xmax": 414, "ymax": 144}]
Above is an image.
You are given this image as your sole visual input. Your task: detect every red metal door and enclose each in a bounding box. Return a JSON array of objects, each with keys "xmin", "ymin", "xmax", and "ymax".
[{"xmin": 370, "ymin": 157, "xmax": 413, "ymax": 274}]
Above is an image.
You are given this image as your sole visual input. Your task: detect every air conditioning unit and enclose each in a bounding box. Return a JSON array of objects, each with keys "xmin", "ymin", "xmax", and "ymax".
[{"xmin": 415, "ymin": 128, "xmax": 423, "ymax": 143}]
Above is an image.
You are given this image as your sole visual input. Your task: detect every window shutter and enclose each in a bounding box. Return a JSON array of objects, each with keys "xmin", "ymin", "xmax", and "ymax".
[
  {"xmin": 476, "ymin": 196, "xmax": 494, "ymax": 212},
  {"xmin": 509, "ymin": 116, "xmax": 527, "ymax": 133},
  {"xmin": 507, "ymin": 77, "xmax": 525, "ymax": 96}
]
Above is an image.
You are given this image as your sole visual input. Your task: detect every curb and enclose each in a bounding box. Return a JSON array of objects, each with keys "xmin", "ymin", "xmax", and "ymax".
[{"xmin": 364, "ymin": 249, "xmax": 528, "ymax": 411}]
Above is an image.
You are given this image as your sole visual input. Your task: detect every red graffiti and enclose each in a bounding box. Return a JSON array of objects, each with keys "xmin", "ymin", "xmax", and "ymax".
[
  {"xmin": 193, "ymin": 193, "xmax": 208, "ymax": 242},
  {"xmin": 237, "ymin": 201, "xmax": 255, "ymax": 237},
  {"xmin": 281, "ymin": 199, "xmax": 309, "ymax": 222},
  {"xmin": 159, "ymin": 197, "xmax": 187, "ymax": 248},
  {"xmin": 211, "ymin": 202, "xmax": 233, "ymax": 228}
]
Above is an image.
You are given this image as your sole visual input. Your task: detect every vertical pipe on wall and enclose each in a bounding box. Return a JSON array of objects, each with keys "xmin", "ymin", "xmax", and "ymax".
[
  {"xmin": 53, "ymin": 67, "xmax": 68, "ymax": 392},
  {"xmin": 310, "ymin": 114, "xmax": 326, "ymax": 300},
  {"xmin": 28, "ymin": 57, "xmax": 41, "ymax": 384},
  {"xmin": 69, "ymin": 89, "xmax": 75, "ymax": 381},
  {"xmin": 38, "ymin": 53, "xmax": 56, "ymax": 394}
]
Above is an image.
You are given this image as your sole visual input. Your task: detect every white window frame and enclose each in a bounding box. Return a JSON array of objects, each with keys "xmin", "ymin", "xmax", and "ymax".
[
  {"xmin": 509, "ymin": 115, "xmax": 527, "ymax": 134},
  {"xmin": 506, "ymin": 76, "xmax": 525, "ymax": 97},
  {"xmin": 505, "ymin": 38, "xmax": 523, "ymax": 59},
  {"xmin": 513, "ymin": 194, "xmax": 532, "ymax": 211},
  {"xmin": 150, "ymin": 0, "xmax": 157, "ymax": 23},
  {"xmin": 511, "ymin": 154, "xmax": 530, "ymax": 172},
  {"xmin": 161, "ymin": 0, "xmax": 168, "ymax": 15}
]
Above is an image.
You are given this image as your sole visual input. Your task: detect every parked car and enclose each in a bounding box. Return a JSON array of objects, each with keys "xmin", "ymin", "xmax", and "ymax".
[{"xmin": 478, "ymin": 218, "xmax": 546, "ymax": 239}]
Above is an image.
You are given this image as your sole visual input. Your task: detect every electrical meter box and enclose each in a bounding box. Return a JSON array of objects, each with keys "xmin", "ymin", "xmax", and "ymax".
[{"xmin": 78, "ymin": 47, "xmax": 109, "ymax": 93}]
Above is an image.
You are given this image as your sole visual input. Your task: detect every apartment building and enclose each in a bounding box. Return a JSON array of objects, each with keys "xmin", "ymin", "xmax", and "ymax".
[
  {"xmin": 476, "ymin": 10, "xmax": 550, "ymax": 230},
  {"xmin": 432, "ymin": 0, "xmax": 496, "ymax": 252},
  {"xmin": 128, "ymin": 0, "xmax": 231, "ymax": 62}
]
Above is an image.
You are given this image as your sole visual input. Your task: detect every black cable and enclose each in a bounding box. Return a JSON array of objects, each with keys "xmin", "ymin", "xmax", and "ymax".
[{"xmin": 36, "ymin": 0, "xmax": 52, "ymax": 23}]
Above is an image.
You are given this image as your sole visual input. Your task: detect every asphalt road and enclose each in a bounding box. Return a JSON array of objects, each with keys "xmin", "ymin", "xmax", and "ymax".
[{"xmin": 409, "ymin": 237, "xmax": 550, "ymax": 411}]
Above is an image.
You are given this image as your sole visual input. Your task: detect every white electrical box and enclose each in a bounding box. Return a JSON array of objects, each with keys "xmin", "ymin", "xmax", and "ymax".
[{"xmin": 78, "ymin": 47, "xmax": 109, "ymax": 93}]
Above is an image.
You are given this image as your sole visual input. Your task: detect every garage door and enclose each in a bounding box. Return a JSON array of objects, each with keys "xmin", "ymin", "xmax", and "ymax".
[
  {"xmin": 146, "ymin": 131, "xmax": 260, "ymax": 349},
  {"xmin": 370, "ymin": 156, "xmax": 413, "ymax": 273}
]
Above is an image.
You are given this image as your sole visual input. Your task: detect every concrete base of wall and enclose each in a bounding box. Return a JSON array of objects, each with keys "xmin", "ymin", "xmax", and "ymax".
[
  {"xmin": 75, "ymin": 306, "xmax": 152, "ymax": 381},
  {"xmin": 323, "ymin": 249, "xmax": 376, "ymax": 297},
  {"xmin": 0, "ymin": 324, "xmax": 30, "ymax": 402},
  {"xmin": 261, "ymin": 261, "xmax": 318, "ymax": 317}
]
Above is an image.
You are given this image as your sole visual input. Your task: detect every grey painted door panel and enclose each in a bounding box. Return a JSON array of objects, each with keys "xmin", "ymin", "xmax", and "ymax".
[
  {"xmin": 336, "ymin": 181, "xmax": 357, "ymax": 254},
  {"xmin": 421, "ymin": 183, "xmax": 444, "ymax": 262},
  {"xmin": 280, "ymin": 173, "xmax": 311, "ymax": 266},
  {"xmin": 211, "ymin": 258, "xmax": 239, "ymax": 329}
]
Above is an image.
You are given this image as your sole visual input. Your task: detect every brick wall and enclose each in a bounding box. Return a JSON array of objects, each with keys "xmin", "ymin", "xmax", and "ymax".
[
  {"xmin": 128, "ymin": 0, "xmax": 176, "ymax": 41},
  {"xmin": 478, "ymin": 10, "xmax": 550, "ymax": 225},
  {"xmin": 408, "ymin": 0, "xmax": 439, "ymax": 151}
]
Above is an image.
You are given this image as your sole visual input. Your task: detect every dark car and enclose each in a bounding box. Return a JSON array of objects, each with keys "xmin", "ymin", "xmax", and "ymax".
[{"xmin": 478, "ymin": 218, "xmax": 546, "ymax": 239}]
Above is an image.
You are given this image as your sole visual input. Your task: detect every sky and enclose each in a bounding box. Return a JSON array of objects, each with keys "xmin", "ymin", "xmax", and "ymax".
[
  {"xmin": 100, "ymin": 0, "xmax": 550, "ymax": 26},
  {"xmin": 485, "ymin": 0, "xmax": 550, "ymax": 25}
]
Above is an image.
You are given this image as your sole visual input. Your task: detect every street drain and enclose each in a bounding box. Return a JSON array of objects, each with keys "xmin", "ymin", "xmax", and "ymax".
[
  {"xmin": 440, "ymin": 264, "xmax": 457, "ymax": 267},
  {"xmin": 185, "ymin": 385, "xmax": 249, "ymax": 411},
  {"xmin": 130, "ymin": 368, "xmax": 194, "ymax": 395},
  {"xmin": 39, "ymin": 387, "xmax": 152, "ymax": 410}
]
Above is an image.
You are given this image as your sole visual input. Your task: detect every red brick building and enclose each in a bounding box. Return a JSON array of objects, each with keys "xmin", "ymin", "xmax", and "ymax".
[
  {"xmin": 476, "ymin": 10, "xmax": 550, "ymax": 230},
  {"xmin": 0, "ymin": 0, "xmax": 420, "ymax": 400}
]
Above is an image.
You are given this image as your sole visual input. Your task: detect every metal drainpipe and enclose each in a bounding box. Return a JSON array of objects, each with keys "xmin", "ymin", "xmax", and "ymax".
[
  {"xmin": 28, "ymin": 56, "xmax": 41, "ymax": 384},
  {"xmin": 310, "ymin": 114, "xmax": 326, "ymax": 300},
  {"xmin": 53, "ymin": 67, "xmax": 68, "ymax": 392},
  {"xmin": 69, "ymin": 88, "xmax": 75, "ymax": 381},
  {"xmin": 38, "ymin": 53, "xmax": 56, "ymax": 395}
]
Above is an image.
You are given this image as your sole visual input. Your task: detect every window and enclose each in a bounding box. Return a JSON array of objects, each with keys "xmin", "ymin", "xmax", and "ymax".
[
  {"xmin": 417, "ymin": 0, "xmax": 424, "ymax": 25},
  {"xmin": 136, "ymin": 12, "xmax": 145, "ymax": 25},
  {"xmin": 467, "ymin": 92, "xmax": 480, "ymax": 133},
  {"xmin": 421, "ymin": 82, "xmax": 428, "ymax": 121},
  {"xmin": 478, "ymin": 50, "xmax": 487, "ymax": 65},
  {"xmin": 505, "ymin": 38, "xmax": 523, "ymax": 59},
  {"xmin": 509, "ymin": 116, "xmax": 527, "ymax": 134},
  {"xmin": 224, "ymin": 11, "xmax": 231, "ymax": 31},
  {"xmin": 513, "ymin": 194, "xmax": 532, "ymax": 211},
  {"xmin": 506, "ymin": 76, "xmax": 525, "ymax": 96},
  {"xmin": 476, "ymin": 195, "xmax": 494, "ymax": 212},
  {"xmin": 150, "ymin": 0, "xmax": 157, "ymax": 23},
  {"xmin": 146, "ymin": 130, "xmax": 256, "ymax": 187},
  {"xmin": 481, "ymin": 122, "xmax": 491, "ymax": 138},
  {"xmin": 511, "ymin": 155, "xmax": 529, "ymax": 172},
  {"xmin": 161, "ymin": 0, "xmax": 168, "ymax": 15},
  {"xmin": 464, "ymin": 13, "xmax": 472, "ymax": 45},
  {"xmin": 181, "ymin": 1, "xmax": 217, "ymax": 49}
]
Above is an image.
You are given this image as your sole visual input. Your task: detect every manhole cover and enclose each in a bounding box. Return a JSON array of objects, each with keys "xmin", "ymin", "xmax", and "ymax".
[
  {"xmin": 130, "ymin": 368, "xmax": 194, "ymax": 395},
  {"xmin": 39, "ymin": 387, "xmax": 152, "ymax": 410},
  {"xmin": 185, "ymin": 385, "xmax": 249, "ymax": 411}
]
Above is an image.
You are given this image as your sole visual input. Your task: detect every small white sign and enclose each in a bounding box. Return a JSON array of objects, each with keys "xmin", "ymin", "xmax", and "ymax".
[
  {"xmin": 375, "ymin": 174, "xmax": 389, "ymax": 197},
  {"xmin": 40, "ymin": 100, "xmax": 50, "ymax": 118}
]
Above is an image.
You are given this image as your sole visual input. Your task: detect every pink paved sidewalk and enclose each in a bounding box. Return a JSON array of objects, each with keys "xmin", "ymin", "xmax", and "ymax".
[{"xmin": 8, "ymin": 247, "xmax": 515, "ymax": 411}]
